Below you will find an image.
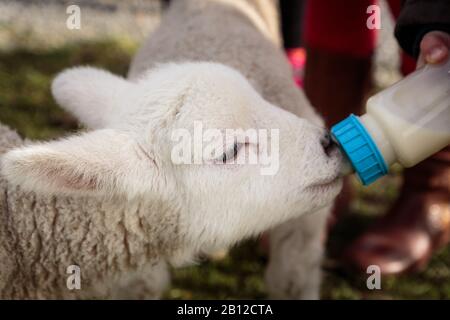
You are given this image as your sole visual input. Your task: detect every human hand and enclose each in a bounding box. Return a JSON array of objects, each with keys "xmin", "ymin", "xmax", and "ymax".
[{"xmin": 417, "ymin": 31, "xmax": 450, "ymax": 68}]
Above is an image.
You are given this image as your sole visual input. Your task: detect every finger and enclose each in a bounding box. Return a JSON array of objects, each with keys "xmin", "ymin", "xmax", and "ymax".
[{"xmin": 420, "ymin": 31, "xmax": 450, "ymax": 64}]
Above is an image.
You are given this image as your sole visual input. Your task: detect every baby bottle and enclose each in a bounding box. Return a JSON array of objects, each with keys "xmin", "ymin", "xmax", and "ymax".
[{"xmin": 331, "ymin": 59, "xmax": 450, "ymax": 185}]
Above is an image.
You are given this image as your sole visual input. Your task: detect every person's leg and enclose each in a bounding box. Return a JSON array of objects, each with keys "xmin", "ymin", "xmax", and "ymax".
[
  {"xmin": 344, "ymin": 0, "xmax": 450, "ymax": 274},
  {"xmin": 303, "ymin": 0, "xmax": 377, "ymax": 124},
  {"xmin": 345, "ymin": 149, "xmax": 450, "ymax": 273},
  {"xmin": 302, "ymin": 0, "xmax": 377, "ymax": 224}
]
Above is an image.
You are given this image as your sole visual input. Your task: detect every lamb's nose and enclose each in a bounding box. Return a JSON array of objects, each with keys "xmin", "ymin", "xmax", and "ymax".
[{"xmin": 320, "ymin": 132, "xmax": 333, "ymax": 156}]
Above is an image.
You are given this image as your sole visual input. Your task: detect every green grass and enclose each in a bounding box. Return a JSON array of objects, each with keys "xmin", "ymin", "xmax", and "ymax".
[
  {"xmin": 1, "ymin": 39, "xmax": 449, "ymax": 300},
  {"xmin": 0, "ymin": 39, "xmax": 137, "ymax": 139}
]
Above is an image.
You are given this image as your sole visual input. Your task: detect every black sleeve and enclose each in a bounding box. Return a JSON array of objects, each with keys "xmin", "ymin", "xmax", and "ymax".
[{"xmin": 394, "ymin": 0, "xmax": 450, "ymax": 58}]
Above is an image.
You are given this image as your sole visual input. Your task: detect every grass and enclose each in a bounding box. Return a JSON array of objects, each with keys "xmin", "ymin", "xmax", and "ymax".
[
  {"xmin": 0, "ymin": 39, "xmax": 137, "ymax": 140},
  {"xmin": 1, "ymin": 39, "xmax": 449, "ymax": 300}
]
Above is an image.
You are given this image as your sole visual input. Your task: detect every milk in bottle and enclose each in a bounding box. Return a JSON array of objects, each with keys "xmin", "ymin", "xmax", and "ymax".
[{"xmin": 331, "ymin": 59, "xmax": 450, "ymax": 185}]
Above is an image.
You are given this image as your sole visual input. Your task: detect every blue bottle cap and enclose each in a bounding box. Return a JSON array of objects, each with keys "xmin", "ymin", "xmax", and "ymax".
[{"xmin": 331, "ymin": 114, "xmax": 388, "ymax": 185}]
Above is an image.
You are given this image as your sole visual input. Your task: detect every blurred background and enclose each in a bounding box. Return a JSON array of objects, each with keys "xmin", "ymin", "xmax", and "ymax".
[{"xmin": 0, "ymin": 0, "xmax": 449, "ymax": 299}]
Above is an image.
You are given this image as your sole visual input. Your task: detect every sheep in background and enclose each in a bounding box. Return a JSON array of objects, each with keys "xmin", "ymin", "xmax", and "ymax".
[{"xmin": 0, "ymin": 0, "xmax": 342, "ymax": 299}]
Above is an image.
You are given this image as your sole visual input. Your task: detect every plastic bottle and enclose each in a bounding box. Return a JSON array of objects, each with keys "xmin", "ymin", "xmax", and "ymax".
[{"xmin": 331, "ymin": 59, "xmax": 450, "ymax": 185}]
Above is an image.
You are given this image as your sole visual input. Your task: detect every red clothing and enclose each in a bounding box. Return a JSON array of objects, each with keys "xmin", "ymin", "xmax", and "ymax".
[{"xmin": 303, "ymin": 0, "xmax": 415, "ymax": 75}]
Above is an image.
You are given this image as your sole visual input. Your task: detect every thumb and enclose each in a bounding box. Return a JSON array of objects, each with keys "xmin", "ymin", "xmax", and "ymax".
[{"xmin": 420, "ymin": 31, "xmax": 450, "ymax": 64}]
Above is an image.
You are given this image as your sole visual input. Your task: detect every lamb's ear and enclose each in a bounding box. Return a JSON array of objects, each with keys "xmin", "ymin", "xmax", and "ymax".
[
  {"xmin": 52, "ymin": 67, "xmax": 136, "ymax": 129},
  {"xmin": 1, "ymin": 130, "xmax": 157, "ymax": 198}
]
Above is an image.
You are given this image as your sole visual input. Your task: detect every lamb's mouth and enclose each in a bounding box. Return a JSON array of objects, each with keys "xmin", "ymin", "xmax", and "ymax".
[{"xmin": 306, "ymin": 176, "xmax": 342, "ymax": 193}]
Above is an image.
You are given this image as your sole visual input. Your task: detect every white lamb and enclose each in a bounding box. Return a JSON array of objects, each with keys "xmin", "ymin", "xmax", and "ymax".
[{"xmin": 0, "ymin": 0, "xmax": 342, "ymax": 299}]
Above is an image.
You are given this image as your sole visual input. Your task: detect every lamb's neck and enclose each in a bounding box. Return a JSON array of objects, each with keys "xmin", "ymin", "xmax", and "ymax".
[
  {"xmin": 214, "ymin": 0, "xmax": 281, "ymax": 45},
  {"xmin": 173, "ymin": 0, "xmax": 281, "ymax": 45},
  {"xmin": 0, "ymin": 183, "xmax": 180, "ymax": 299}
]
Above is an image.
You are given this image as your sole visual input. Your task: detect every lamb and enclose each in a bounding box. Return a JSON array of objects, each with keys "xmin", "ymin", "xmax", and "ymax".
[{"xmin": 0, "ymin": 0, "xmax": 343, "ymax": 299}]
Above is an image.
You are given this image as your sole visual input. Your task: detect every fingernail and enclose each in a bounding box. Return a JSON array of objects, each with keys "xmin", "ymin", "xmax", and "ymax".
[{"xmin": 426, "ymin": 46, "xmax": 446, "ymax": 63}]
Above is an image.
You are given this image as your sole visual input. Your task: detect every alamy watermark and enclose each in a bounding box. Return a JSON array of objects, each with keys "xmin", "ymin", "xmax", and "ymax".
[
  {"xmin": 366, "ymin": 5, "xmax": 381, "ymax": 30},
  {"xmin": 170, "ymin": 121, "xmax": 280, "ymax": 175},
  {"xmin": 366, "ymin": 265, "xmax": 381, "ymax": 290},
  {"xmin": 66, "ymin": 5, "xmax": 81, "ymax": 30},
  {"xmin": 66, "ymin": 264, "xmax": 81, "ymax": 290}
]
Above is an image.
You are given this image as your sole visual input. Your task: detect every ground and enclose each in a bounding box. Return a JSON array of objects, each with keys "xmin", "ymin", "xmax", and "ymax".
[{"xmin": 0, "ymin": 0, "xmax": 449, "ymax": 299}]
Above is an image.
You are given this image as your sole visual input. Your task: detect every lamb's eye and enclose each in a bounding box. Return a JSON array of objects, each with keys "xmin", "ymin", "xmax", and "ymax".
[{"xmin": 221, "ymin": 142, "xmax": 240, "ymax": 163}]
